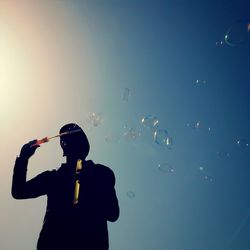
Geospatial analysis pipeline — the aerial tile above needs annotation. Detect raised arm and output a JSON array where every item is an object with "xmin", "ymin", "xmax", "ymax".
[{"xmin": 11, "ymin": 140, "xmax": 50, "ymax": 199}]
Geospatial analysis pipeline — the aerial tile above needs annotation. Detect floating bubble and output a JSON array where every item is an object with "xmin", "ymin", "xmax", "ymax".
[
  {"xmin": 165, "ymin": 136, "xmax": 173, "ymax": 149},
  {"xmin": 141, "ymin": 115, "xmax": 159, "ymax": 129},
  {"xmin": 187, "ymin": 121, "xmax": 201, "ymax": 129},
  {"xmin": 122, "ymin": 88, "xmax": 131, "ymax": 101},
  {"xmin": 194, "ymin": 80, "xmax": 207, "ymax": 86},
  {"xmin": 123, "ymin": 127, "xmax": 140, "ymax": 140},
  {"xmin": 225, "ymin": 19, "xmax": 250, "ymax": 47},
  {"xmin": 187, "ymin": 121, "xmax": 212, "ymax": 134},
  {"xmin": 204, "ymin": 175, "xmax": 213, "ymax": 182},
  {"xmin": 154, "ymin": 129, "xmax": 169, "ymax": 147},
  {"xmin": 216, "ymin": 40, "xmax": 224, "ymax": 46},
  {"xmin": 126, "ymin": 191, "xmax": 135, "ymax": 199},
  {"xmin": 216, "ymin": 151, "xmax": 230, "ymax": 158},
  {"xmin": 157, "ymin": 163, "xmax": 174, "ymax": 173},
  {"xmin": 199, "ymin": 166, "xmax": 204, "ymax": 171},
  {"xmin": 236, "ymin": 138, "xmax": 249, "ymax": 149},
  {"xmin": 194, "ymin": 121, "xmax": 201, "ymax": 128},
  {"xmin": 86, "ymin": 112, "xmax": 103, "ymax": 127}
]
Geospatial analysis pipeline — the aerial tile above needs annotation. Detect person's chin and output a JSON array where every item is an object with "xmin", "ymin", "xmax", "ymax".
[{"xmin": 66, "ymin": 152, "xmax": 83, "ymax": 159}]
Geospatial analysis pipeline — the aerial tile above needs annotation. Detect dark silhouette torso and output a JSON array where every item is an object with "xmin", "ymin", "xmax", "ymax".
[{"xmin": 12, "ymin": 158, "xmax": 119, "ymax": 250}]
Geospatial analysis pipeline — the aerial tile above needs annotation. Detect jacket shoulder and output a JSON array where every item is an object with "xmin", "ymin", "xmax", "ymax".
[{"xmin": 95, "ymin": 163, "xmax": 115, "ymax": 185}]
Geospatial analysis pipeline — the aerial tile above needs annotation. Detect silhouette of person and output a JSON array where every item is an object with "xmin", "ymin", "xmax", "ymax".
[{"xmin": 12, "ymin": 123, "xmax": 120, "ymax": 250}]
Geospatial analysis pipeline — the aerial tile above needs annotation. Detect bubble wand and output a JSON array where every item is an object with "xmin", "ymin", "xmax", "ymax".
[{"xmin": 32, "ymin": 129, "xmax": 82, "ymax": 147}]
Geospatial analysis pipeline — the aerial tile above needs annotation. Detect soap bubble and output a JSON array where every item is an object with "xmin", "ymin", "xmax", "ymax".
[
  {"xmin": 187, "ymin": 121, "xmax": 212, "ymax": 134},
  {"xmin": 154, "ymin": 129, "xmax": 169, "ymax": 147},
  {"xmin": 122, "ymin": 88, "xmax": 131, "ymax": 101},
  {"xmin": 194, "ymin": 79, "xmax": 207, "ymax": 86},
  {"xmin": 216, "ymin": 40, "xmax": 224, "ymax": 46},
  {"xmin": 165, "ymin": 136, "xmax": 173, "ymax": 149},
  {"xmin": 225, "ymin": 19, "xmax": 250, "ymax": 47},
  {"xmin": 126, "ymin": 191, "xmax": 135, "ymax": 199},
  {"xmin": 187, "ymin": 121, "xmax": 202, "ymax": 129},
  {"xmin": 236, "ymin": 138, "xmax": 249, "ymax": 149},
  {"xmin": 123, "ymin": 127, "xmax": 141, "ymax": 140},
  {"xmin": 157, "ymin": 163, "xmax": 174, "ymax": 173},
  {"xmin": 199, "ymin": 166, "xmax": 204, "ymax": 171},
  {"xmin": 86, "ymin": 112, "xmax": 103, "ymax": 127},
  {"xmin": 194, "ymin": 121, "xmax": 201, "ymax": 129},
  {"xmin": 141, "ymin": 115, "xmax": 159, "ymax": 129},
  {"xmin": 204, "ymin": 175, "xmax": 213, "ymax": 182}
]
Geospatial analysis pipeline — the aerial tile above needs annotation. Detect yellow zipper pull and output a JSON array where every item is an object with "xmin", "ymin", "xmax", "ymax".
[{"xmin": 73, "ymin": 159, "xmax": 82, "ymax": 205}]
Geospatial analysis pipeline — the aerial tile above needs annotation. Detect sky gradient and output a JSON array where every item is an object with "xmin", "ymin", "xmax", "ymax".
[{"xmin": 1, "ymin": 1, "xmax": 250, "ymax": 249}]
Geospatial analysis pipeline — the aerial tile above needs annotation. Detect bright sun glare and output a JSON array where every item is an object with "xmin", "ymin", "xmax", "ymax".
[{"xmin": 0, "ymin": 23, "xmax": 29, "ymax": 132}]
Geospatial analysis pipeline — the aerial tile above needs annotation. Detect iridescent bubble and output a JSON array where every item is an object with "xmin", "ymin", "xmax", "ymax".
[
  {"xmin": 225, "ymin": 19, "xmax": 250, "ymax": 47},
  {"xmin": 86, "ymin": 112, "xmax": 103, "ymax": 127},
  {"xmin": 157, "ymin": 163, "xmax": 174, "ymax": 173},
  {"xmin": 187, "ymin": 121, "xmax": 212, "ymax": 133},
  {"xmin": 141, "ymin": 115, "xmax": 159, "ymax": 129},
  {"xmin": 187, "ymin": 121, "xmax": 201, "ymax": 129},
  {"xmin": 123, "ymin": 127, "xmax": 140, "ymax": 140},
  {"xmin": 199, "ymin": 166, "xmax": 204, "ymax": 171},
  {"xmin": 165, "ymin": 136, "xmax": 173, "ymax": 149},
  {"xmin": 122, "ymin": 88, "xmax": 131, "ymax": 101},
  {"xmin": 216, "ymin": 40, "xmax": 224, "ymax": 46},
  {"xmin": 126, "ymin": 191, "xmax": 135, "ymax": 199},
  {"xmin": 154, "ymin": 129, "xmax": 169, "ymax": 147},
  {"xmin": 204, "ymin": 175, "xmax": 213, "ymax": 182},
  {"xmin": 194, "ymin": 80, "xmax": 207, "ymax": 86},
  {"xmin": 194, "ymin": 121, "xmax": 201, "ymax": 128},
  {"xmin": 236, "ymin": 138, "xmax": 249, "ymax": 149}
]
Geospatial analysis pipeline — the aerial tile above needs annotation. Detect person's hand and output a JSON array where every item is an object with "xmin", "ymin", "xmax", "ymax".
[{"xmin": 19, "ymin": 140, "xmax": 40, "ymax": 160}]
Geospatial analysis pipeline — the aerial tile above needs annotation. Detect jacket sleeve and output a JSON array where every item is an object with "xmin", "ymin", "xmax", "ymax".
[
  {"xmin": 105, "ymin": 168, "xmax": 120, "ymax": 222},
  {"xmin": 11, "ymin": 156, "xmax": 52, "ymax": 199}
]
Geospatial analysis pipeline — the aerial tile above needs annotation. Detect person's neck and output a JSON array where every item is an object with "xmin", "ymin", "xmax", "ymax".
[{"xmin": 66, "ymin": 155, "xmax": 85, "ymax": 165}]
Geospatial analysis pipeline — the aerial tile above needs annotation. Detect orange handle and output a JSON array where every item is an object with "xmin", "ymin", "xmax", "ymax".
[
  {"xmin": 31, "ymin": 129, "xmax": 82, "ymax": 148},
  {"xmin": 32, "ymin": 137, "xmax": 49, "ymax": 147}
]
